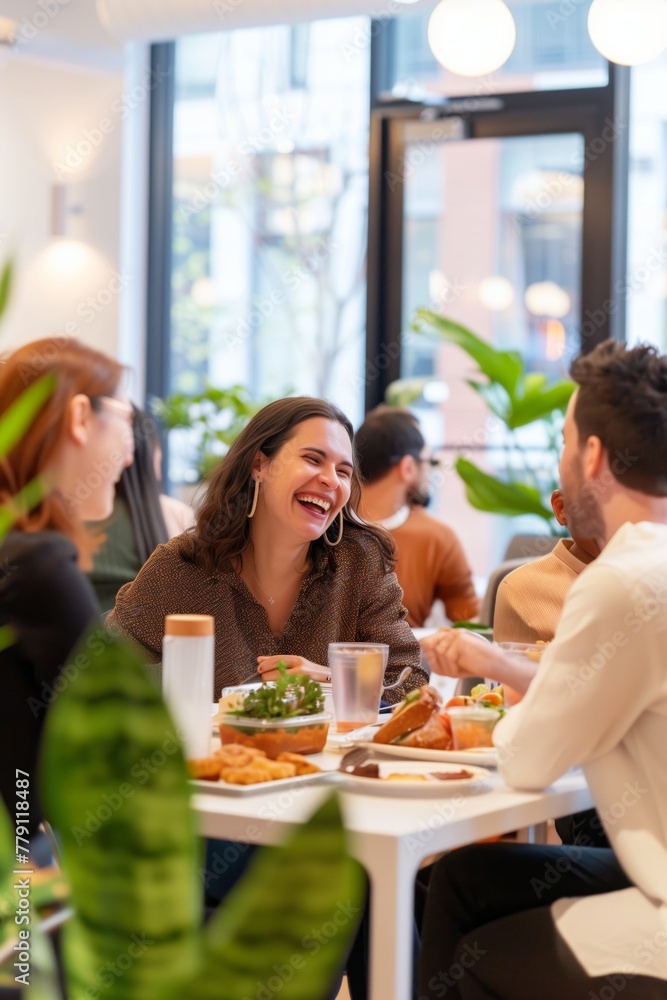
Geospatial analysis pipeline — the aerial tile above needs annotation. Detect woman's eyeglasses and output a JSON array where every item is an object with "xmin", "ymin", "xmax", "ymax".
[{"xmin": 97, "ymin": 396, "xmax": 135, "ymax": 424}]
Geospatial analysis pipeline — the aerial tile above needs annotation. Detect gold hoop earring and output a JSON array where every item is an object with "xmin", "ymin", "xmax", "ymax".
[
  {"xmin": 247, "ymin": 478, "xmax": 259, "ymax": 518},
  {"xmin": 323, "ymin": 511, "xmax": 344, "ymax": 547}
]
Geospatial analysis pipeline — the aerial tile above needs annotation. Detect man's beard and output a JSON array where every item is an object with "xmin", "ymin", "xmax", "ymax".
[
  {"xmin": 407, "ymin": 484, "xmax": 431, "ymax": 508},
  {"xmin": 561, "ymin": 465, "xmax": 605, "ymax": 540}
]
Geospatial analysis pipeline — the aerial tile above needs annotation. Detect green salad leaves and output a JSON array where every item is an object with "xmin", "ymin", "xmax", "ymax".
[{"xmin": 230, "ymin": 662, "xmax": 325, "ymax": 719}]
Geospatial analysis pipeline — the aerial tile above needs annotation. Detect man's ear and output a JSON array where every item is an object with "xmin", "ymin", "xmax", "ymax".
[
  {"xmin": 397, "ymin": 454, "xmax": 416, "ymax": 484},
  {"xmin": 550, "ymin": 489, "xmax": 568, "ymax": 526},
  {"xmin": 583, "ymin": 435, "xmax": 604, "ymax": 480},
  {"xmin": 67, "ymin": 394, "xmax": 93, "ymax": 446}
]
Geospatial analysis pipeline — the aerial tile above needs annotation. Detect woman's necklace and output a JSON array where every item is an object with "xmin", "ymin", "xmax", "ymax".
[
  {"xmin": 247, "ymin": 563, "xmax": 276, "ymax": 605},
  {"xmin": 245, "ymin": 553, "xmax": 310, "ymax": 607}
]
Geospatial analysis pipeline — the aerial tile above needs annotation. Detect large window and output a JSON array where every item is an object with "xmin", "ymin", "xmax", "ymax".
[
  {"xmin": 151, "ymin": 11, "xmax": 667, "ymax": 587},
  {"xmin": 627, "ymin": 49, "xmax": 667, "ymax": 351},
  {"xmin": 169, "ymin": 21, "xmax": 371, "ymax": 483}
]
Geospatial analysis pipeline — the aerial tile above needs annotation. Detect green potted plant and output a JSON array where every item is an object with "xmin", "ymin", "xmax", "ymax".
[
  {"xmin": 152, "ymin": 384, "xmax": 260, "ymax": 482},
  {"xmin": 0, "ymin": 632, "xmax": 363, "ymax": 998},
  {"xmin": 406, "ymin": 311, "xmax": 576, "ymax": 528}
]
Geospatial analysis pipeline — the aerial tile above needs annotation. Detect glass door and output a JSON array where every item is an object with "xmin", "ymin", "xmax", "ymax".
[{"xmin": 400, "ymin": 126, "xmax": 585, "ymax": 578}]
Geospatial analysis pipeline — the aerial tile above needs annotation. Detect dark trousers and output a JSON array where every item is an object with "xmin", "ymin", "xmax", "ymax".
[{"xmin": 418, "ymin": 842, "xmax": 666, "ymax": 1000}]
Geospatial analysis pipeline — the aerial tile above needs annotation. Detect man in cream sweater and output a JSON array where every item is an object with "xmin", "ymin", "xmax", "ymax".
[{"xmin": 420, "ymin": 341, "xmax": 667, "ymax": 999}]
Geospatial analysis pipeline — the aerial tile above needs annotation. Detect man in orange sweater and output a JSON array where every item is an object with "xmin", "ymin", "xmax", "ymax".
[{"xmin": 355, "ymin": 407, "xmax": 479, "ymax": 627}]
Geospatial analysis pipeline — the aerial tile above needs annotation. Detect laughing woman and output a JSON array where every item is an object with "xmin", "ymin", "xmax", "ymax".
[{"xmin": 108, "ymin": 396, "xmax": 425, "ymax": 699}]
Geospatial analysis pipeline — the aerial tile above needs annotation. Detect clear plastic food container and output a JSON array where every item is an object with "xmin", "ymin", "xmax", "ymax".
[
  {"xmin": 219, "ymin": 712, "xmax": 333, "ymax": 758},
  {"xmin": 447, "ymin": 706, "xmax": 501, "ymax": 749}
]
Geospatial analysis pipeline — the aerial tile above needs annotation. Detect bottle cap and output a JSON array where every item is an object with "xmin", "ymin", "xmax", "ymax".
[{"xmin": 165, "ymin": 614, "xmax": 214, "ymax": 637}]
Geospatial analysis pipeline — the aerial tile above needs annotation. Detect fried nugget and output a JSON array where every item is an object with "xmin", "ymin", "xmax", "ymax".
[
  {"xmin": 276, "ymin": 752, "xmax": 321, "ymax": 775},
  {"xmin": 187, "ymin": 757, "xmax": 223, "ymax": 781},
  {"xmin": 260, "ymin": 760, "xmax": 298, "ymax": 780},
  {"xmin": 215, "ymin": 744, "xmax": 267, "ymax": 768},
  {"xmin": 220, "ymin": 765, "xmax": 274, "ymax": 785}
]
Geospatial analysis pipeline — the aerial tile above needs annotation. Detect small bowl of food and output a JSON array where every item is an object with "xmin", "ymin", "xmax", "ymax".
[
  {"xmin": 217, "ymin": 662, "xmax": 331, "ymax": 757},
  {"xmin": 447, "ymin": 706, "xmax": 502, "ymax": 750},
  {"xmin": 219, "ymin": 712, "xmax": 332, "ymax": 758}
]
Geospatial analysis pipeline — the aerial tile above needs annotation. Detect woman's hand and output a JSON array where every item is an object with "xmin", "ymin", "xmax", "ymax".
[
  {"xmin": 257, "ymin": 654, "xmax": 330, "ymax": 682},
  {"xmin": 419, "ymin": 629, "xmax": 537, "ymax": 696}
]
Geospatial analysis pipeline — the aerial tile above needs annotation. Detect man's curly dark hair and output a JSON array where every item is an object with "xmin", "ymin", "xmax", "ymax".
[{"xmin": 570, "ymin": 340, "xmax": 667, "ymax": 496}]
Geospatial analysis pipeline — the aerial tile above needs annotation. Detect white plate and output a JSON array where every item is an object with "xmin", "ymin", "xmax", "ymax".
[
  {"xmin": 338, "ymin": 760, "xmax": 490, "ymax": 796},
  {"xmin": 190, "ymin": 769, "xmax": 333, "ymax": 797},
  {"xmin": 356, "ymin": 741, "xmax": 497, "ymax": 768}
]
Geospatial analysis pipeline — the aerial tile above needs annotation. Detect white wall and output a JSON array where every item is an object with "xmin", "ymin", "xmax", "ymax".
[{"xmin": 0, "ymin": 47, "xmax": 128, "ymax": 359}]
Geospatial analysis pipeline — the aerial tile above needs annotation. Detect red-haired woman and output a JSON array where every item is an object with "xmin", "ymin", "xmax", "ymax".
[{"xmin": 0, "ymin": 337, "xmax": 134, "ymax": 831}]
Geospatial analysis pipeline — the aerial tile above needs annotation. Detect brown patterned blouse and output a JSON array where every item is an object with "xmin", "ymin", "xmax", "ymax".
[{"xmin": 107, "ymin": 525, "xmax": 427, "ymax": 701}]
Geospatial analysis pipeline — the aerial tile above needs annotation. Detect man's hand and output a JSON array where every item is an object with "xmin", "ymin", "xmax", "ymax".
[
  {"xmin": 257, "ymin": 654, "xmax": 330, "ymax": 682},
  {"xmin": 420, "ymin": 628, "xmax": 501, "ymax": 678},
  {"xmin": 420, "ymin": 628, "xmax": 537, "ymax": 696}
]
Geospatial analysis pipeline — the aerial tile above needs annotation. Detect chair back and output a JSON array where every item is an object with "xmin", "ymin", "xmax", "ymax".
[
  {"xmin": 503, "ymin": 534, "xmax": 559, "ymax": 561},
  {"xmin": 480, "ymin": 556, "xmax": 533, "ymax": 629}
]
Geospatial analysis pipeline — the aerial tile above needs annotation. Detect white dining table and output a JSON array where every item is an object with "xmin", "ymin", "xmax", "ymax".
[{"xmin": 193, "ymin": 750, "xmax": 593, "ymax": 1000}]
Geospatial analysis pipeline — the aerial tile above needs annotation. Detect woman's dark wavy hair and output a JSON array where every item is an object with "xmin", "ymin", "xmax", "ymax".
[
  {"xmin": 570, "ymin": 339, "xmax": 667, "ymax": 496},
  {"xmin": 180, "ymin": 396, "xmax": 395, "ymax": 576}
]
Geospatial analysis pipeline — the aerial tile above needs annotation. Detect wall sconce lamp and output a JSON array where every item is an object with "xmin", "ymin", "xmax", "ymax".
[{"xmin": 51, "ymin": 185, "xmax": 84, "ymax": 239}]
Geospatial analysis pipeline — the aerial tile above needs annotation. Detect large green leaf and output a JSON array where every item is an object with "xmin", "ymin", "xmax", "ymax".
[
  {"xmin": 506, "ymin": 380, "xmax": 576, "ymax": 429},
  {"xmin": 0, "ymin": 260, "xmax": 12, "ymax": 323},
  {"xmin": 40, "ymin": 629, "xmax": 201, "ymax": 1000},
  {"xmin": 0, "ymin": 373, "xmax": 57, "ymax": 461},
  {"xmin": 466, "ymin": 380, "xmax": 512, "ymax": 423},
  {"xmin": 0, "ymin": 477, "xmax": 48, "ymax": 544},
  {"xmin": 413, "ymin": 310, "xmax": 523, "ymax": 398},
  {"xmin": 455, "ymin": 458, "xmax": 553, "ymax": 520},
  {"xmin": 184, "ymin": 793, "xmax": 364, "ymax": 1000}
]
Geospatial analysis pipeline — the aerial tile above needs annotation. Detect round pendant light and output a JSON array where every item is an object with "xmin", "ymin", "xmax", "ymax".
[
  {"xmin": 427, "ymin": 0, "xmax": 517, "ymax": 77},
  {"xmin": 588, "ymin": 0, "xmax": 667, "ymax": 66}
]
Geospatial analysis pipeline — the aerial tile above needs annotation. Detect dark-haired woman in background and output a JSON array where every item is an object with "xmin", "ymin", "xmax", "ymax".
[
  {"xmin": 87, "ymin": 407, "xmax": 194, "ymax": 612},
  {"xmin": 108, "ymin": 395, "xmax": 425, "ymax": 698},
  {"xmin": 0, "ymin": 337, "xmax": 134, "ymax": 831}
]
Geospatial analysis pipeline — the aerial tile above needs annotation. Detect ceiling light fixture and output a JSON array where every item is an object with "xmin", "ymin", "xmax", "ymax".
[
  {"xmin": 587, "ymin": 0, "xmax": 667, "ymax": 66},
  {"xmin": 427, "ymin": 0, "xmax": 516, "ymax": 77}
]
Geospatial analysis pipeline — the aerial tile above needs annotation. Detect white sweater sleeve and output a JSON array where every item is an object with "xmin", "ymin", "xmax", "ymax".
[{"xmin": 494, "ymin": 562, "xmax": 662, "ymax": 790}]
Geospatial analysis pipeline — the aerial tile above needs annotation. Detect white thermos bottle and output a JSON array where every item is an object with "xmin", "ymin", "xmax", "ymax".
[{"xmin": 162, "ymin": 614, "xmax": 214, "ymax": 759}]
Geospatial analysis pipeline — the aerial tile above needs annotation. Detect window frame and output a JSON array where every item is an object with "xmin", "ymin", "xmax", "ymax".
[{"xmin": 146, "ymin": 27, "xmax": 630, "ymax": 424}]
